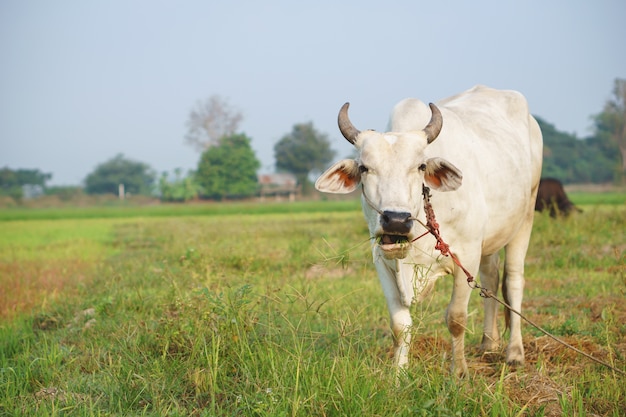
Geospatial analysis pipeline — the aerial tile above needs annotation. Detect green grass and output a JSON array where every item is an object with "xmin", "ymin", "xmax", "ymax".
[
  {"xmin": 0, "ymin": 218, "xmax": 125, "ymax": 262},
  {"xmin": 1, "ymin": 203, "xmax": 624, "ymax": 416},
  {"xmin": 568, "ymin": 191, "xmax": 626, "ymax": 206},
  {"xmin": 0, "ymin": 199, "xmax": 361, "ymax": 222}
]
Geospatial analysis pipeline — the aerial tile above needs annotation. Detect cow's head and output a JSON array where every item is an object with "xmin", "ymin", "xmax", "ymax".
[{"xmin": 315, "ymin": 102, "xmax": 463, "ymax": 259}]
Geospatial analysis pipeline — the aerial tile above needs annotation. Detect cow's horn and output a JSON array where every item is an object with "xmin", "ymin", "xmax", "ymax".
[
  {"xmin": 423, "ymin": 103, "xmax": 443, "ymax": 144},
  {"xmin": 338, "ymin": 102, "xmax": 360, "ymax": 144}
]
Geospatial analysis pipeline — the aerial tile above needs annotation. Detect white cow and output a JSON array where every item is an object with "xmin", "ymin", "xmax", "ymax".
[{"xmin": 315, "ymin": 85, "xmax": 543, "ymax": 376}]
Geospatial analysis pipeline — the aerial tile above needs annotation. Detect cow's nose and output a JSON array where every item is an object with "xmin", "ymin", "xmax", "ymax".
[{"xmin": 380, "ymin": 211, "xmax": 413, "ymax": 234}]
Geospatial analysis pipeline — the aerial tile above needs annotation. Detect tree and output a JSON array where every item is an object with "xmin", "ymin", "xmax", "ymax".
[
  {"xmin": 158, "ymin": 169, "xmax": 201, "ymax": 202},
  {"xmin": 274, "ymin": 122, "xmax": 335, "ymax": 194},
  {"xmin": 185, "ymin": 95, "xmax": 243, "ymax": 152},
  {"xmin": 536, "ymin": 117, "xmax": 615, "ymax": 183},
  {"xmin": 196, "ymin": 133, "xmax": 260, "ymax": 200},
  {"xmin": 593, "ymin": 78, "xmax": 626, "ymax": 183},
  {"xmin": 84, "ymin": 154, "xmax": 155, "ymax": 195},
  {"xmin": 0, "ymin": 167, "xmax": 51, "ymax": 200}
]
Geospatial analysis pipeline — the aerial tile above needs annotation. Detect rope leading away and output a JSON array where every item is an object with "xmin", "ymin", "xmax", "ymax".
[{"xmin": 419, "ymin": 186, "xmax": 625, "ymax": 376}]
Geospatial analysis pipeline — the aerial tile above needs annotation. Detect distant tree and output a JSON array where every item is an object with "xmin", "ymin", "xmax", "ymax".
[
  {"xmin": 0, "ymin": 167, "xmax": 51, "ymax": 200},
  {"xmin": 592, "ymin": 78, "xmax": 626, "ymax": 183},
  {"xmin": 274, "ymin": 122, "xmax": 335, "ymax": 194},
  {"xmin": 84, "ymin": 154, "xmax": 155, "ymax": 195},
  {"xmin": 0, "ymin": 168, "xmax": 25, "ymax": 199},
  {"xmin": 537, "ymin": 117, "xmax": 615, "ymax": 183},
  {"xmin": 185, "ymin": 95, "xmax": 243, "ymax": 152},
  {"xmin": 158, "ymin": 169, "xmax": 201, "ymax": 202},
  {"xmin": 196, "ymin": 133, "xmax": 260, "ymax": 200},
  {"xmin": 15, "ymin": 168, "xmax": 51, "ymax": 187}
]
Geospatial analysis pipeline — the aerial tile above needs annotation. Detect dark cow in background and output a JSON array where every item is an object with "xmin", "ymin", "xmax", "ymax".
[{"xmin": 535, "ymin": 178, "xmax": 581, "ymax": 217}]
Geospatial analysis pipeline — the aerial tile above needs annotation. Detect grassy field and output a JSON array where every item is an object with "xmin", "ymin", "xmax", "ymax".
[
  {"xmin": 0, "ymin": 199, "xmax": 362, "ymax": 222},
  {"xmin": 0, "ymin": 195, "xmax": 624, "ymax": 416}
]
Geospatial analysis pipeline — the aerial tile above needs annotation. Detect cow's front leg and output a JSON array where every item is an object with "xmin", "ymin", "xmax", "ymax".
[
  {"xmin": 390, "ymin": 305, "xmax": 412, "ymax": 367},
  {"xmin": 375, "ymin": 258, "xmax": 412, "ymax": 368},
  {"xmin": 446, "ymin": 268, "xmax": 474, "ymax": 377}
]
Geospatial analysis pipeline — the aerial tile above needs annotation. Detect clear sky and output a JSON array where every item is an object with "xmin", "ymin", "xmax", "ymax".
[{"xmin": 1, "ymin": 0, "xmax": 624, "ymax": 186}]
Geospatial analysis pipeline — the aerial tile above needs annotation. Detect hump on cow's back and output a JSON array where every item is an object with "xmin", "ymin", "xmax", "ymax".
[{"xmin": 389, "ymin": 98, "xmax": 431, "ymax": 132}]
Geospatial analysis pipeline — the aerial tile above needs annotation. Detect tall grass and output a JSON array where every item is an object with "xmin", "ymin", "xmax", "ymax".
[{"xmin": 1, "ymin": 204, "xmax": 624, "ymax": 416}]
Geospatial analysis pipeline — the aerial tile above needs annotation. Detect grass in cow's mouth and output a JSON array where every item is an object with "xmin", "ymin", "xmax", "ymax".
[{"xmin": 378, "ymin": 234, "xmax": 410, "ymax": 245}]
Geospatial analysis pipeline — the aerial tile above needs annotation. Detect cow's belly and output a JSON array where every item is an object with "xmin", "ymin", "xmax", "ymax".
[{"xmin": 481, "ymin": 212, "xmax": 527, "ymax": 255}]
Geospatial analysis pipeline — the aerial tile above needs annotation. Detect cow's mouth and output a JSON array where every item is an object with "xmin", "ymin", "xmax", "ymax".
[
  {"xmin": 379, "ymin": 234, "xmax": 410, "ymax": 246},
  {"xmin": 377, "ymin": 234, "xmax": 411, "ymax": 259}
]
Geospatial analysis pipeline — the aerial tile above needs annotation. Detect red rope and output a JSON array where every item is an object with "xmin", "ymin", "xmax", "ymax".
[{"xmin": 420, "ymin": 188, "xmax": 476, "ymax": 284}]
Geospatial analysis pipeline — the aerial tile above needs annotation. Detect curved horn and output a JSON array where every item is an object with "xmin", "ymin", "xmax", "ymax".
[
  {"xmin": 423, "ymin": 103, "xmax": 443, "ymax": 144},
  {"xmin": 338, "ymin": 102, "xmax": 360, "ymax": 144}
]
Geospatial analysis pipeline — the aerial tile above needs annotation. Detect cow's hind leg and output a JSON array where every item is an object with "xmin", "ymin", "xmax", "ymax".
[
  {"xmin": 502, "ymin": 218, "xmax": 533, "ymax": 366},
  {"xmin": 479, "ymin": 253, "xmax": 501, "ymax": 353},
  {"xmin": 446, "ymin": 261, "xmax": 478, "ymax": 377}
]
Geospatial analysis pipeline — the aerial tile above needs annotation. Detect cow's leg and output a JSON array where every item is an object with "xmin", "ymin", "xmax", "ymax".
[
  {"xmin": 374, "ymin": 257, "xmax": 412, "ymax": 368},
  {"xmin": 479, "ymin": 253, "xmax": 501, "ymax": 352},
  {"xmin": 390, "ymin": 304, "xmax": 412, "ymax": 368},
  {"xmin": 446, "ymin": 262, "xmax": 477, "ymax": 377},
  {"xmin": 502, "ymin": 217, "xmax": 533, "ymax": 366}
]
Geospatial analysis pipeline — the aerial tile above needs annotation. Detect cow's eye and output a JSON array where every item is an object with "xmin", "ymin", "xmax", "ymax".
[
  {"xmin": 359, "ymin": 165, "xmax": 369, "ymax": 174},
  {"xmin": 419, "ymin": 163, "xmax": 427, "ymax": 171}
]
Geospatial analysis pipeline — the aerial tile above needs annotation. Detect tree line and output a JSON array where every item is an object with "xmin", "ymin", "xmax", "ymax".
[
  {"xmin": 537, "ymin": 78, "xmax": 625, "ymax": 183},
  {"xmin": 0, "ymin": 95, "xmax": 336, "ymax": 202},
  {"xmin": 2, "ymin": 79, "xmax": 625, "ymax": 203}
]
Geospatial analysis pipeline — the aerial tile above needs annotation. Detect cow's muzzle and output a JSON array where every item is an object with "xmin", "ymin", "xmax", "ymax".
[
  {"xmin": 381, "ymin": 210, "xmax": 413, "ymax": 235},
  {"xmin": 361, "ymin": 188, "xmax": 418, "ymax": 258},
  {"xmin": 378, "ymin": 210, "xmax": 413, "ymax": 258}
]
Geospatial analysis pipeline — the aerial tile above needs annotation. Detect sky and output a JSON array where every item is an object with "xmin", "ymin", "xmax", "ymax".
[{"xmin": 1, "ymin": 1, "xmax": 625, "ymax": 186}]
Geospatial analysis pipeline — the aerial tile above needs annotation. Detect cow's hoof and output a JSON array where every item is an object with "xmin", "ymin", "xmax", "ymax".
[
  {"xmin": 505, "ymin": 345, "xmax": 525, "ymax": 367},
  {"xmin": 452, "ymin": 361, "xmax": 469, "ymax": 378},
  {"xmin": 480, "ymin": 336, "xmax": 500, "ymax": 353},
  {"xmin": 480, "ymin": 351, "xmax": 501, "ymax": 363},
  {"xmin": 506, "ymin": 358, "xmax": 524, "ymax": 367}
]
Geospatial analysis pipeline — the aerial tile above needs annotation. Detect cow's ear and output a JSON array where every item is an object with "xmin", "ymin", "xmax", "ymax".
[
  {"xmin": 315, "ymin": 160, "xmax": 361, "ymax": 194},
  {"xmin": 423, "ymin": 157, "xmax": 462, "ymax": 191}
]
